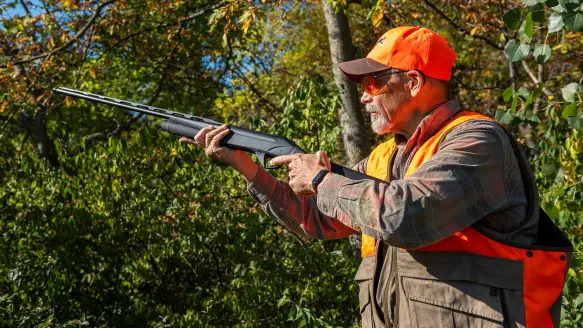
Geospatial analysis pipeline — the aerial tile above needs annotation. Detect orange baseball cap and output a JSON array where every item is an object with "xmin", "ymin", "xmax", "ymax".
[{"xmin": 338, "ymin": 26, "xmax": 457, "ymax": 82}]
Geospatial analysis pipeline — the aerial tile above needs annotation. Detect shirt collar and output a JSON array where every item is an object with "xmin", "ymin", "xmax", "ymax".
[{"xmin": 394, "ymin": 99, "xmax": 462, "ymax": 153}]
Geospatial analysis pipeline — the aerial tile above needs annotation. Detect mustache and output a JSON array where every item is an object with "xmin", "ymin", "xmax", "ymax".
[{"xmin": 365, "ymin": 104, "xmax": 381, "ymax": 114}]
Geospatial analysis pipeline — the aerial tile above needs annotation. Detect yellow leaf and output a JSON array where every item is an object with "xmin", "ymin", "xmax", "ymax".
[
  {"xmin": 242, "ymin": 19, "xmax": 252, "ymax": 34},
  {"xmin": 90, "ymin": 67, "xmax": 96, "ymax": 80},
  {"xmin": 371, "ymin": 10, "xmax": 383, "ymax": 27},
  {"xmin": 170, "ymin": 149, "xmax": 177, "ymax": 156},
  {"xmin": 62, "ymin": 0, "xmax": 78, "ymax": 10},
  {"xmin": 0, "ymin": 102, "xmax": 7, "ymax": 113},
  {"xmin": 65, "ymin": 96, "xmax": 75, "ymax": 108},
  {"xmin": 470, "ymin": 26, "xmax": 480, "ymax": 36}
]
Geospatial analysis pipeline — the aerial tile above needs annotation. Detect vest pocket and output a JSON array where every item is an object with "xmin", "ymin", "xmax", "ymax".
[{"xmin": 402, "ymin": 277, "xmax": 505, "ymax": 328}]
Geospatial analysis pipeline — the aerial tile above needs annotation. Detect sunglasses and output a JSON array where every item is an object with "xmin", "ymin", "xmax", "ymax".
[{"xmin": 361, "ymin": 70, "xmax": 426, "ymax": 96}]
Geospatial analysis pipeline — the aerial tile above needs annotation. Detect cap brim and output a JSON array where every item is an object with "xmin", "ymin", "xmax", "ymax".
[{"xmin": 338, "ymin": 58, "xmax": 391, "ymax": 82}]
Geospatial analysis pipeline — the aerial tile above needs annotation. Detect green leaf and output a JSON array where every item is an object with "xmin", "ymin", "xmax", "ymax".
[
  {"xmin": 525, "ymin": 12, "xmax": 534, "ymax": 39},
  {"xmin": 561, "ymin": 102, "xmax": 579, "ymax": 118},
  {"xmin": 567, "ymin": 114, "xmax": 583, "ymax": 130},
  {"xmin": 552, "ymin": 3, "xmax": 567, "ymax": 13},
  {"xmin": 521, "ymin": 0, "xmax": 541, "ymax": 5},
  {"xmin": 534, "ymin": 44, "xmax": 552, "ymax": 64},
  {"xmin": 562, "ymin": 11, "xmax": 583, "ymax": 30},
  {"xmin": 574, "ymin": 293, "xmax": 583, "ymax": 308},
  {"xmin": 561, "ymin": 102, "xmax": 579, "ymax": 117},
  {"xmin": 542, "ymin": 163, "xmax": 558, "ymax": 175},
  {"xmin": 503, "ymin": 8, "xmax": 523, "ymax": 30},
  {"xmin": 505, "ymin": 40, "xmax": 531, "ymax": 62},
  {"xmin": 519, "ymin": 14, "xmax": 533, "ymax": 43},
  {"xmin": 529, "ymin": 3, "xmax": 546, "ymax": 23},
  {"xmin": 517, "ymin": 87, "xmax": 530, "ymax": 99},
  {"xmin": 561, "ymin": 82, "xmax": 579, "ymax": 102},
  {"xmin": 549, "ymin": 12, "xmax": 565, "ymax": 32},
  {"xmin": 495, "ymin": 108, "xmax": 515, "ymax": 124},
  {"xmin": 511, "ymin": 93, "xmax": 519, "ymax": 112},
  {"xmin": 277, "ymin": 296, "xmax": 289, "ymax": 307},
  {"xmin": 526, "ymin": 110, "xmax": 541, "ymax": 122},
  {"xmin": 559, "ymin": 0, "xmax": 582, "ymax": 11},
  {"xmin": 503, "ymin": 87, "xmax": 514, "ymax": 102},
  {"xmin": 524, "ymin": 92, "xmax": 534, "ymax": 109}
]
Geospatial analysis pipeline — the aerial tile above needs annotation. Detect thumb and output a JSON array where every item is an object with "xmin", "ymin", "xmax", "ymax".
[{"xmin": 316, "ymin": 150, "xmax": 331, "ymax": 170}]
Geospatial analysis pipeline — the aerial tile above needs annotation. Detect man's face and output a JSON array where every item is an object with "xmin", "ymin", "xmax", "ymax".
[{"xmin": 360, "ymin": 72, "xmax": 413, "ymax": 135}]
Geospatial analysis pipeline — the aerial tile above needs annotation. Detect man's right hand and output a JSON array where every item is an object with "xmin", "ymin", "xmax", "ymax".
[{"xmin": 179, "ymin": 124, "xmax": 259, "ymax": 183}]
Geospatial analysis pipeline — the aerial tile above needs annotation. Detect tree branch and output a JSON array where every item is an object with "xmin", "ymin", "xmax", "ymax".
[
  {"xmin": 2, "ymin": 0, "xmax": 115, "ymax": 68},
  {"xmin": 104, "ymin": 1, "xmax": 226, "ymax": 53},
  {"xmin": 85, "ymin": 28, "xmax": 183, "ymax": 141},
  {"xmin": 521, "ymin": 60, "xmax": 553, "ymax": 97},
  {"xmin": 232, "ymin": 64, "xmax": 279, "ymax": 113},
  {"xmin": 423, "ymin": 0, "xmax": 503, "ymax": 50}
]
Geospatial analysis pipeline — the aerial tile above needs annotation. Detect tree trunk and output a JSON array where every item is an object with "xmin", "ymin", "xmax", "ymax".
[
  {"xmin": 321, "ymin": 0, "xmax": 369, "ymax": 168},
  {"xmin": 321, "ymin": 0, "xmax": 368, "ymax": 268}
]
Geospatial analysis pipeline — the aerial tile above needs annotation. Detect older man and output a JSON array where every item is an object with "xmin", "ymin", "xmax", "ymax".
[{"xmin": 180, "ymin": 26, "xmax": 571, "ymax": 328}]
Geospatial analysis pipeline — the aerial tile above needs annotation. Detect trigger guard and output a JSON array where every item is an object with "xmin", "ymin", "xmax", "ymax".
[{"xmin": 255, "ymin": 152, "xmax": 267, "ymax": 167}]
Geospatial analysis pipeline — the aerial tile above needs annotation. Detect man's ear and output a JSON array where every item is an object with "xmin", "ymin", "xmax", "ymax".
[{"xmin": 406, "ymin": 71, "xmax": 425, "ymax": 97}]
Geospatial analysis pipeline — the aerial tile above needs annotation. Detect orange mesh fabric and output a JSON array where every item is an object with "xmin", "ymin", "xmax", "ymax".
[
  {"xmin": 361, "ymin": 139, "xmax": 397, "ymax": 258},
  {"xmin": 407, "ymin": 112, "xmax": 568, "ymax": 328}
]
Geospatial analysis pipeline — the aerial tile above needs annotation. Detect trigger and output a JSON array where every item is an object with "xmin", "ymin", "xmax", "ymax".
[
  {"xmin": 256, "ymin": 152, "xmax": 267, "ymax": 167},
  {"xmin": 255, "ymin": 152, "xmax": 277, "ymax": 169}
]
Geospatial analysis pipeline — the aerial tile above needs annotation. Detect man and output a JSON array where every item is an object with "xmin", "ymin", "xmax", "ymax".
[{"xmin": 180, "ymin": 26, "xmax": 571, "ymax": 328}]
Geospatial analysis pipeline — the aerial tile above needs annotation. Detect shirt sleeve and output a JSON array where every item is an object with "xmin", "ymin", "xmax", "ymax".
[
  {"xmin": 316, "ymin": 121, "xmax": 511, "ymax": 249},
  {"xmin": 246, "ymin": 159, "xmax": 368, "ymax": 240}
]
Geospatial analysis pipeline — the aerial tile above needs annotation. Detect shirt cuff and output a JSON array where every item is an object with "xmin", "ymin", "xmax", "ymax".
[
  {"xmin": 315, "ymin": 173, "xmax": 343, "ymax": 218},
  {"xmin": 246, "ymin": 167, "xmax": 278, "ymax": 205}
]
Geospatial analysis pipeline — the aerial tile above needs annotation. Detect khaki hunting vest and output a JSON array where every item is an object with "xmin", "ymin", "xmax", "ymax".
[{"xmin": 356, "ymin": 111, "xmax": 573, "ymax": 328}]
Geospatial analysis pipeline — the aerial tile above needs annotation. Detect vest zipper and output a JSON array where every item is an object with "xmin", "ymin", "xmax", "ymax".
[{"xmin": 498, "ymin": 288, "xmax": 510, "ymax": 328}]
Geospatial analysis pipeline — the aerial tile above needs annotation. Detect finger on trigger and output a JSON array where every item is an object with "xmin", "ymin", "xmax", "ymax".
[{"xmin": 270, "ymin": 154, "xmax": 296, "ymax": 166}]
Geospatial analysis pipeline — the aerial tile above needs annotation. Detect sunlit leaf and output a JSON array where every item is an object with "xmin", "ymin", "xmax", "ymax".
[
  {"xmin": 505, "ymin": 40, "xmax": 530, "ymax": 62},
  {"xmin": 549, "ymin": 12, "xmax": 565, "ymax": 32},
  {"xmin": 562, "ymin": 103, "xmax": 579, "ymax": 117},
  {"xmin": 503, "ymin": 87, "xmax": 514, "ymax": 102},
  {"xmin": 561, "ymin": 82, "xmax": 579, "ymax": 102},
  {"xmin": 371, "ymin": 9, "xmax": 384, "ymax": 26},
  {"xmin": 534, "ymin": 44, "xmax": 552, "ymax": 64}
]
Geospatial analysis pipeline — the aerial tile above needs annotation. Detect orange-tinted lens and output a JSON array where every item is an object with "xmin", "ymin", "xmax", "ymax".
[{"xmin": 362, "ymin": 76, "xmax": 381, "ymax": 95}]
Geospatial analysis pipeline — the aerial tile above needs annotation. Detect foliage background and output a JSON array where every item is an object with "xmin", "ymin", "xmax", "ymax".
[{"xmin": 1, "ymin": 0, "xmax": 582, "ymax": 327}]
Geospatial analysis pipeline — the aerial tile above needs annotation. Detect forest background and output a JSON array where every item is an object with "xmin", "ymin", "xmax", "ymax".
[{"xmin": 1, "ymin": 0, "xmax": 583, "ymax": 327}]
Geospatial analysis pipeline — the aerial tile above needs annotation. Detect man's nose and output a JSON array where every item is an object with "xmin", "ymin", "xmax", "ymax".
[{"xmin": 361, "ymin": 91, "xmax": 372, "ymax": 104}]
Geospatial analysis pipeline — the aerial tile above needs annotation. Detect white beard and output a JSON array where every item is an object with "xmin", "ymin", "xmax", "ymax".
[{"xmin": 366, "ymin": 104, "xmax": 388, "ymax": 134}]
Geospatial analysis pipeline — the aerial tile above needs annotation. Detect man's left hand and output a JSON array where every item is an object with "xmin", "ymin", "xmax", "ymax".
[{"xmin": 270, "ymin": 151, "xmax": 331, "ymax": 195}]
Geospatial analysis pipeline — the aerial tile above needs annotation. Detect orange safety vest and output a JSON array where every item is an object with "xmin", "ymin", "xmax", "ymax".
[{"xmin": 362, "ymin": 111, "xmax": 572, "ymax": 327}]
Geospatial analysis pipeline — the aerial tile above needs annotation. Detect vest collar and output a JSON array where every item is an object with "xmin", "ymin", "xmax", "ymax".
[{"xmin": 394, "ymin": 99, "xmax": 462, "ymax": 155}]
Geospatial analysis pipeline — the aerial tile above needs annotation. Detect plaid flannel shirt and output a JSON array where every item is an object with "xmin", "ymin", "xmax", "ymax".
[{"xmin": 247, "ymin": 99, "xmax": 537, "ymax": 249}]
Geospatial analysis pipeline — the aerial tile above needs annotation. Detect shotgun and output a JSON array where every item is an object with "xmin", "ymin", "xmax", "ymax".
[{"xmin": 53, "ymin": 87, "xmax": 381, "ymax": 182}]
